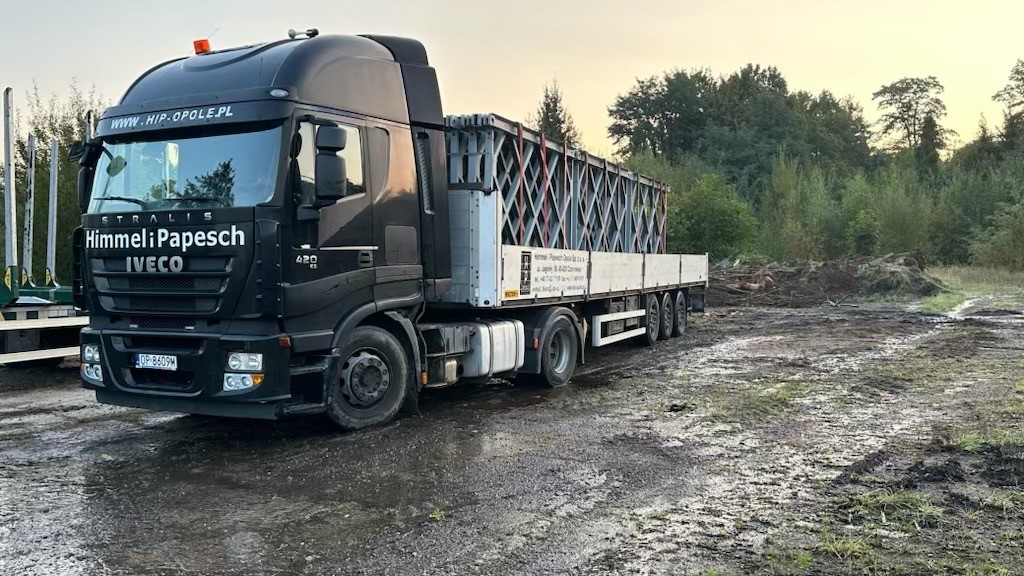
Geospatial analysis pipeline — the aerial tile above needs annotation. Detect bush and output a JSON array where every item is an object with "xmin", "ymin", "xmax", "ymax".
[
  {"xmin": 671, "ymin": 174, "xmax": 756, "ymax": 259},
  {"xmin": 875, "ymin": 159, "xmax": 933, "ymax": 253},
  {"xmin": 847, "ymin": 209, "xmax": 879, "ymax": 255},
  {"xmin": 971, "ymin": 202, "xmax": 1024, "ymax": 270}
]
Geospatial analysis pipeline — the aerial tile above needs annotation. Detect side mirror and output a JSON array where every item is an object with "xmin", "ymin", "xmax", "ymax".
[
  {"xmin": 68, "ymin": 141, "xmax": 87, "ymax": 162},
  {"xmin": 314, "ymin": 153, "xmax": 347, "ymax": 204},
  {"xmin": 315, "ymin": 125, "xmax": 347, "ymax": 152},
  {"xmin": 77, "ymin": 167, "xmax": 93, "ymax": 212},
  {"xmin": 312, "ymin": 125, "xmax": 348, "ymax": 205}
]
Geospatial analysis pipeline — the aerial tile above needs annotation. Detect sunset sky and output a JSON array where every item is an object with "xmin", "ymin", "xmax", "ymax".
[{"xmin": 1, "ymin": 0, "xmax": 1020, "ymax": 156}]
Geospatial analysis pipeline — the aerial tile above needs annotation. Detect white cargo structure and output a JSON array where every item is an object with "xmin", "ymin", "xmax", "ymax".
[{"xmin": 443, "ymin": 114, "xmax": 707, "ymax": 347}]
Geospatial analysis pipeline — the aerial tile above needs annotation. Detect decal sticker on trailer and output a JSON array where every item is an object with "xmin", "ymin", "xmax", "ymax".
[{"xmin": 520, "ymin": 252, "xmax": 532, "ymax": 295}]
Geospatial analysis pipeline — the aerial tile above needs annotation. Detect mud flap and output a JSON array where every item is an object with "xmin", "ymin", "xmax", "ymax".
[
  {"xmin": 385, "ymin": 311, "xmax": 422, "ymax": 417},
  {"xmin": 689, "ymin": 292, "xmax": 706, "ymax": 313}
]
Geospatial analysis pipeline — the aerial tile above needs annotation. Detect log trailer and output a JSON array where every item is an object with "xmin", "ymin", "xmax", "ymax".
[
  {"xmin": 73, "ymin": 31, "xmax": 708, "ymax": 429},
  {"xmin": 1, "ymin": 88, "xmax": 86, "ymax": 365}
]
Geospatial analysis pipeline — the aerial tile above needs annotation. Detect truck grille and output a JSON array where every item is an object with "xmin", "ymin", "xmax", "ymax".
[
  {"xmin": 92, "ymin": 257, "xmax": 232, "ymax": 316},
  {"xmin": 128, "ymin": 368, "xmax": 194, "ymax": 391}
]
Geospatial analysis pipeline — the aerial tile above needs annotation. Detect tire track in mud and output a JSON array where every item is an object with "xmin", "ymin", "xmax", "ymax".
[{"xmin": 569, "ymin": 308, "xmax": 966, "ymax": 575}]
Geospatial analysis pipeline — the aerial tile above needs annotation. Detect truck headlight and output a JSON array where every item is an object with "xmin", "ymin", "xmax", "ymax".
[
  {"xmin": 226, "ymin": 352, "xmax": 263, "ymax": 372},
  {"xmin": 82, "ymin": 344, "xmax": 100, "ymax": 363},
  {"xmin": 81, "ymin": 363, "xmax": 103, "ymax": 382},
  {"xmin": 223, "ymin": 373, "xmax": 264, "ymax": 391}
]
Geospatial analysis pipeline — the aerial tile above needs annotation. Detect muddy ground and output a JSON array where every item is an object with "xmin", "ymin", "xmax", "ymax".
[{"xmin": 1, "ymin": 298, "xmax": 1022, "ymax": 575}]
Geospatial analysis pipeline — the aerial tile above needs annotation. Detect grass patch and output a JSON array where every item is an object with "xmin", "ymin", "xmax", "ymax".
[
  {"xmin": 709, "ymin": 380, "xmax": 810, "ymax": 422},
  {"xmin": 921, "ymin": 266, "xmax": 1024, "ymax": 314},
  {"xmin": 815, "ymin": 531, "xmax": 869, "ymax": 560},
  {"xmin": 920, "ymin": 291, "xmax": 973, "ymax": 314},
  {"xmin": 954, "ymin": 429, "xmax": 1024, "ymax": 454},
  {"xmin": 845, "ymin": 489, "xmax": 944, "ymax": 528}
]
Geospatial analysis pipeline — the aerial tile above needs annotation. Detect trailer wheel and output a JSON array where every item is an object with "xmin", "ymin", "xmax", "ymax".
[
  {"xmin": 660, "ymin": 293, "xmax": 674, "ymax": 340},
  {"xmin": 643, "ymin": 294, "xmax": 661, "ymax": 346},
  {"xmin": 326, "ymin": 325, "xmax": 409, "ymax": 431},
  {"xmin": 672, "ymin": 291, "xmax": 688, "ymax": 337},
  {"xmin": 535, "ymin": 315, "xmax": 578, "ymax": 387}
]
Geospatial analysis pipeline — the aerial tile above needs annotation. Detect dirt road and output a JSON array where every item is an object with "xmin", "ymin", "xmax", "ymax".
[{"xmin": 1, "ymin": 299, "xmax": 1022, "ymax": 575}]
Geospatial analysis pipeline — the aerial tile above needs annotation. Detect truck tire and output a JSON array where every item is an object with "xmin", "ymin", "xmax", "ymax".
[
  {"xmin": 660, "ymin": 293, "xmax": 674, "ymax": 340},
  {"xmin": 326, "ymin": 325, "xmax": 409, "ymax": 431},
  {"xmin": 643, "ymin": 294, "xmax": 660, "ymax": 346},
  {"xmin": 672, "ymin": 290, "xmax": 688, "ymax": 337},
  {"xmin": 536, "ymin": 315, "xmax": 578, "ymax": 387}
]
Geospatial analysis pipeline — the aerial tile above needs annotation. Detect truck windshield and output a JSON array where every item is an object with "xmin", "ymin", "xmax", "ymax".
[{"xmin": 89, "ymin": 125, "xmax": 282, "ymax": 213}]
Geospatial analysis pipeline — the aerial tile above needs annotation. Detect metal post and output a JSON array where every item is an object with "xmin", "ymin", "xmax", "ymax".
[
  {"xmin": 46, "ymin": 137, "xmax": 58, "ymax": 284},
  {"xmin": 3, "ymin": 88, "xmax": 17, "ymax": 269},
  {"xmin": 23, "ymin": 133, "xmax": 35, "ymax": 280}
]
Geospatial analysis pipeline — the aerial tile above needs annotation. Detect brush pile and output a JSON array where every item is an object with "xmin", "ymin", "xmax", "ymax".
[{"xmin": 708, "ymin": 251, "xmax": 944, "ymax": 307}]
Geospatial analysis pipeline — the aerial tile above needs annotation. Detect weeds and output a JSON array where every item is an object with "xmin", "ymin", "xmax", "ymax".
[
  {"xmin": 921, "ymin": 267, "xmax": 1024, "ymax": 314},
  {"xmin": 710, "ymin": 380, "xmax": 810, "ymax": 422},
  {"xmin": 966, "ymin": 560, "xmax": 1010, "ymax": 576},
  {"xmin": 955, "ymin": 429, "xmax": 1024, "ymax": 454},
  {"xmin": 846, "ymin": 489, "xmax": 943, "ymax": 528},
  {"xmin": 815, "ymin": 531, "xmax": 868, "ymax": 560}
]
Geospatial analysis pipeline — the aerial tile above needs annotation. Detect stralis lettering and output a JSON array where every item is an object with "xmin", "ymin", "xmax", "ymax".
[{"xmin": 85, "ymin": 226, "xmax": 245, "ymax": 253}]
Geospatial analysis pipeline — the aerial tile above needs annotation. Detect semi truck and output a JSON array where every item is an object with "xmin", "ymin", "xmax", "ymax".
[{"xmin": 72, "ymin": 31, "xmax": 708, "ymax": 429}]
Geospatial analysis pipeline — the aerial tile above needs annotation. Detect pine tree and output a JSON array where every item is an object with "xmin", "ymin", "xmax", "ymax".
[
  {"xmin": 531, "ymin": 80, "xmax": 581, "ymax": 148},
  {"xmin": 916, "ymin": 113, "xmax": 942, "ymax": 175}
]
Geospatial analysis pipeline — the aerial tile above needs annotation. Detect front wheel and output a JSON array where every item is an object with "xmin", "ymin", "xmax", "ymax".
[
  {"xmin": 326, "ymin": 325, "xmax": 409, "ymax": 431},
  {"xmin": 535, "ymin": 315, "xmax": 579, "ymax": 387}
]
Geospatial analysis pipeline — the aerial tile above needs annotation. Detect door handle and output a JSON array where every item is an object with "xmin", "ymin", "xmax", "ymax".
[{"xmin": 358, "ymin": 250, "xmax": 373, "ymax": 268}]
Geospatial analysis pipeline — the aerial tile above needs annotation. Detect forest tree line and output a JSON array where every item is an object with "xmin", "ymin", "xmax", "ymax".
[{"xmin": 537, "ymin": 63, "xmax": 1024, "ymax": 269}]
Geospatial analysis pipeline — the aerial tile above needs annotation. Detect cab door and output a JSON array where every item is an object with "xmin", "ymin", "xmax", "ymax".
[{"xmin": 283, "ymin": 119, "xmax": 375, "ymax": 332}]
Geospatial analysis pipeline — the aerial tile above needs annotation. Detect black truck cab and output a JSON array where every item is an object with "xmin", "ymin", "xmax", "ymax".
[{"xmin": 77, "ymin": 34, "xmax": 451, "ymax": 422}]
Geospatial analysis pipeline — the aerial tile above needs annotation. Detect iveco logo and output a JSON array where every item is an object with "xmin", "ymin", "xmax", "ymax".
[
  {"xmin": 127, "ymin": 256, "xmax": 185, "ymax": 273},
  {"xmin": 100, "ymin": 212, "xmax": 213, "ymax": 226}
]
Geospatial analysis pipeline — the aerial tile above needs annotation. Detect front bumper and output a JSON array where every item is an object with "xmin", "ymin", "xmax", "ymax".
[{"xmin": 81, "ymin": 327, "xmax": 327, "ymax": 419}]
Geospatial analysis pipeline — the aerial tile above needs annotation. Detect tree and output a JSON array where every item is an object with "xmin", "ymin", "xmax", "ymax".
[
  {"xmin": 971, "ymin": 201, "xmax": 1024, "ymax": 270},
  {"xmin": 993, "ymin": 59, "xmax": 1024, "ymax": 112},
  {"xmin": 872, "ymin": 76, "xmax": 950, "ymax": 150},
  {"xmin": 608, "ymin": 70, "xmax": 713, "ymax": 157},
  {"xmin": 181, "ymin": 160, "xmax": 236, "ymax": 205},
  {"xmin": 916, "ymin": 113, "xmax": 944, "ymax": 174},
  {"xmin": 530, "ymin": 80, "xmax": 581, "ymax": 147}
]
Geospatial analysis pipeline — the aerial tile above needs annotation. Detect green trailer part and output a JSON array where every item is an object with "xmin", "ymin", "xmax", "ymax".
[{"xmin": 1, "ymin": 87, "xmax": 85, "ymax": 365}]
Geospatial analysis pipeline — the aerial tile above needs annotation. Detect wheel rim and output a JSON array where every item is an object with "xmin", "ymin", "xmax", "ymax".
[
  {"xmin": 648, "ymin": 301, "xmax": 659, "ymax": 335},
  {"xmin": 340, "ymin": 349, "xmax": 391, "ymax": 407},
  {"xmin": 549, "ymin": 328, "xmax": 573, "ymax": 374}
]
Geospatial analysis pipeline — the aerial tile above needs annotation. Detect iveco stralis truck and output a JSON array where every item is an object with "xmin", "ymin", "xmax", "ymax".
[{"xmin": 73, "ymin": 31, "xmax": 708, "ymax": 429}]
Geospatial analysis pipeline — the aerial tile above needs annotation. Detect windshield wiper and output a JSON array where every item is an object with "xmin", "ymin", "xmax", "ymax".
[
  {"xmin": 169, "ymin": 196, "xmax": 231, "ymax": 207},
  {"xmin": 98, "ymin": 196, "xmax": 149, "ymax": 209}
]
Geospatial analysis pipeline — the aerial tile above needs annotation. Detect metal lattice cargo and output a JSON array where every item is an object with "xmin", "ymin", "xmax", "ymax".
[
  {"xmin": 446, "ymin": 114, "xmax": 667, "ymax": 254},
  {"xmin": 443, "ymin": 114, "xmax": 707, "ymax": 309}
]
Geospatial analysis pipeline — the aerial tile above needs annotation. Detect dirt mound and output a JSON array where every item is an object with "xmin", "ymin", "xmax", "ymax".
[{"xmin": 709, "ymin": 251, "xmax": 944, "ymax": 307}]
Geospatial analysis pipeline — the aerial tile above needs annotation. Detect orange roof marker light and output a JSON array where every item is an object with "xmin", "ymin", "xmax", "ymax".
[{"xmin": 193, "ymin": 38, "xmax": 211, "ymax": 55}]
